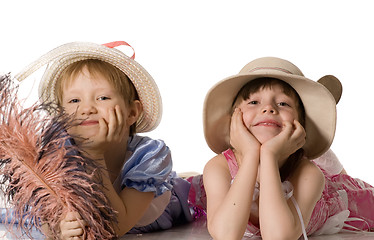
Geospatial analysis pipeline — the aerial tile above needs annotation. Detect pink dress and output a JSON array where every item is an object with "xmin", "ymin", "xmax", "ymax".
[{"xmin": 222, "ymin": 148, "xmax": 374, "ymax": 238}]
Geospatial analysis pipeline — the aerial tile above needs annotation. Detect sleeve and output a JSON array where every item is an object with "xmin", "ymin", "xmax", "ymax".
[{"xmin": 119, "ymin": 135, "xmax": 173, "ymax": 197}]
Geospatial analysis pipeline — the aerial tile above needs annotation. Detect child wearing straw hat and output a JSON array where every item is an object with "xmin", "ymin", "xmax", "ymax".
[
  {"xmin": 12, "ymin": 41, "xmax": 194, "ymax": 239},
  {"xmin": 202, "ymin": 57, "xmax": 374, "ymax": 240}
]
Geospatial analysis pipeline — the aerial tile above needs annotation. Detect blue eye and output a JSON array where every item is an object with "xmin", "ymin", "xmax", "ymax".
[
  {"xmin": 98, "ymin": 96, "xmax": 110, "ymax": 101},
  {"xmin": 68, "ymin": 99, "xmax": 80, "ymax": 103},
  {"xmin": 278, "ymin": 102, "xmax": 290, "ymax": 107}
]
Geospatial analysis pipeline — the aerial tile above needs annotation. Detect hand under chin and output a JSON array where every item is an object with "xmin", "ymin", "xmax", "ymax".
[{"xmin": 252, "ymin": 131, "xmax": 282, "ymax": 144}]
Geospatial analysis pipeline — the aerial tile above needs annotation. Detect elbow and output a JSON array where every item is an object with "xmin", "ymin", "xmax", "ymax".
[
  {"xmin": 113, "ymin": 218, "xmax": 132, "ymax": 238},
  {"xmin": 209, "ymin": 231, "xmax": 243, "ymax": 240},
  {"xmin": 207, "ymin": 221, "xmax": 245, "ymax": 240},
  {"xmin": 207, "ymin": 222, "xmax": 225, "ymax": 240},
  {"xmin": 268, "ymin": 235, "xmax": 301, "ymax": 240},
  {"xmin": 261, "ymin": 226, "xmax": 302, "ymax": 240},
  {"xmin": 114, "ymin": 225, "xmax": 127, "ymax": 238}
]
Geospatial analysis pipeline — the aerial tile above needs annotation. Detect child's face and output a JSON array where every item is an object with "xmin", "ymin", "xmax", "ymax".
[
  {"xmin": 61, "ymin": 67, "xmax": 132, "ymax": 141},
  {"xmin": 236, "ymin": 84, "xmax": 300, "ymax": 143}
]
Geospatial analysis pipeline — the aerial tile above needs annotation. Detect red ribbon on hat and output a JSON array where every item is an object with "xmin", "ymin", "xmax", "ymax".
[{"xmin": 103, "ymin": 41, "xmax": 135, "ymax": 59}]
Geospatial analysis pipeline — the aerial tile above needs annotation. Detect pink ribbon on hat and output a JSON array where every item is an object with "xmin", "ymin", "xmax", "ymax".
[{"xmin": 103, "ymin": 41, "xmax": 135, "ymax": 60}]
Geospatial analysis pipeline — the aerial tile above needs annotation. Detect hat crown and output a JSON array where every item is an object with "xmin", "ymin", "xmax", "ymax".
[{"xmin": 239, "ymin": 57, "xmax": 304, "ymax": 77}]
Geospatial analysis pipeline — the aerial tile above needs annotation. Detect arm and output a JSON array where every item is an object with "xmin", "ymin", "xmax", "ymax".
[
  {"xmin": 57, "ymin": 184, "xmax": 154, "ymax": 239},
  {"xmin": 89, "ymin": 105, "xmax": 157, "ymax": 236},
  {"xmin": 258, "ymin": 121, "xmax": 324, "ymax": 240},
  {"xmin": 259, "ymin": 157, "xmax": 324, "ymax": 240},
  {"xmin": 61, "ymin": 105, "xmax": 157, "ymax": 237},
  {"xmin": 204, "ymin": 155, "xmax": 258, "ymax": 240},
  {"xmin": 204, "ymin": 108, "xmax": 260, "ymax": 240},
  {"xmin": 101, "ymin": 174, "xmax": 155, "ymax": 236}
]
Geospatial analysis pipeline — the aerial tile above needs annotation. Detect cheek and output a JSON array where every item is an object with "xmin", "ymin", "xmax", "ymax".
[
  {"xmin": 62, "ymin": 105, "xmax": 77, "ymax": 116},
  {"xmin": 97, "ymin": 106, "xmax": 110, "ymax": 121},
  {"xmin": 66, "ymin": 126, "xmax": 81, "ymax": 140},
  {"xmin": 291, "ymin": 112, "xmax": 300, "ymax": 122},
  {"xmin": 281, "ymin": 110, "xmax": 298, "ymax": 122},
  {"xmin": 241, "ymin": 111, "xmax": 254, "ymax": 128},
  {"xmin": 98, "ymin": 103, "xmax": 124, "ymax": 122}
]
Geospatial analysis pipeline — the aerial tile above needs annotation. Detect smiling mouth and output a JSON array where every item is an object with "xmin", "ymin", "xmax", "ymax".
[
  {"xmin": 80, "ymin": 120, "xmax": 99, "ymax": 126},
  {"xmin": 254, "ymin": 121, "xmax": 281, "ymax": 127}
]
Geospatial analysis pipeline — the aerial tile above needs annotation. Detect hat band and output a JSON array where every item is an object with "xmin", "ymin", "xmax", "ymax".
[
  {"xmin": 248, "ymin": 67, "xmax": 292, "ymax": 74},
  {"xmin": 103, "ymin": 41, "xmax": 136, "ymax": 60}
]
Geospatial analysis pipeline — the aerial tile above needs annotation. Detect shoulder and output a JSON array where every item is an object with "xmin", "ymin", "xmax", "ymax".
[
  {"xmin": 203, "ymin": 154, "xmax": 232, "ymax": 188},
  {"xmin": 292, "ymin": 159, "xmax": 324, "ymax": 186},
  {"xmin": 204, "ymin": 154, "xmax": 229, "ymax": 177},
  {"xmin": 127, "ymin": 134, "xmax": 169, "ymax": 152},
  {"xmin": 286, "ymin": 159, "xmax": 325, "ymax": 228},
  {"xmin": 126, "ymin": 135, "xmax": 171, "ymax": 165},
  {"xmin": 290, "ymin": 159, "xmax": 325, "ymax": 201},
  {"xmin": 122, "ymin": 135, "xmax": 172, "ymax": 184},
  {"xmin": 120, "ymin": 135, "xmax": 173, "ymax": 196}
]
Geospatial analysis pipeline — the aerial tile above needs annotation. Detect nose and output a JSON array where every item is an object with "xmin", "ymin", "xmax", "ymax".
[
  {"xmin": 262, "ymin": 104, "xmax": 277, "ymax": 114},
  {"xmin": 78, "ymin": 102, "xmax": 97, "ymax": 115}
]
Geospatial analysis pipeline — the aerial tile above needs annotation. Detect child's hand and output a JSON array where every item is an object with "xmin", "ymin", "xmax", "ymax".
[
  {"xmin": 59, "ymin": 211, "xmax": 87, "ymax": 240},
  {"xmin": 230, "ymin": 108, "xmax": 261, "ymax": 158},
  {"xmin": 83, "ymin": 105, "xmax": 127, "ymax": 158},
  {"xmin": 261, "ymin": 120, "xmax": 306, "ymax": 162}
]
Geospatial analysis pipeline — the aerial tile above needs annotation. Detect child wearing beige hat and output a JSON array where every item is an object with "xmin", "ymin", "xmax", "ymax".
[{"xmin": 202, "ymin": 57, "xmax": 374, "ymax": 239}]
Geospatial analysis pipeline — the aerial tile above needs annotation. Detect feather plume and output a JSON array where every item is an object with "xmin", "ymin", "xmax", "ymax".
[{"xmin": 0, "ymin": 74, "xmax": 117, "ymax": 239}]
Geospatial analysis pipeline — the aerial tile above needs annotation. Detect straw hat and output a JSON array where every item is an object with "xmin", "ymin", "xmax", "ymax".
[
  {"xmin": 15, "ymin": 41, "xmax": 162, "ymax": 133},
  {"xmin": 203, "ymin": 57, "xmax": 342, "ymax": 159}
]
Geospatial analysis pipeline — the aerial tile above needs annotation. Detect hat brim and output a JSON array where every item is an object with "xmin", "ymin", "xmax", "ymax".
[{"xmin": 203, "ymin": 70, "xmax": 337, "ymax": 159}]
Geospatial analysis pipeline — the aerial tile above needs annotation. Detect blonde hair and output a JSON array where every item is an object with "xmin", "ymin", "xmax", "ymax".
[{"xmin": 55, "ymin": 59, "xmax": 139, "ymax": 135}]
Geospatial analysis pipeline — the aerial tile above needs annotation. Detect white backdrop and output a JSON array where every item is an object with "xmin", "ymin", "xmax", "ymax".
[{"xmin": 1, "ymin": 0, "xmax": 373, "ymax": 184}]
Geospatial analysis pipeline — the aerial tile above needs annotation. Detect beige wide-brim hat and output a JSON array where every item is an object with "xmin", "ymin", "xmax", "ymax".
[
  {"xmin": 15, "ymin": 41, "xmax": 162, "ymax": 133},
  {"xmin": 203, "ymin": 57, "xmax": 342, "ymax": 159}
]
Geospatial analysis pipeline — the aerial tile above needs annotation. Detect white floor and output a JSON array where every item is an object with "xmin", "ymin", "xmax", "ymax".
[
  {"xmin": 122, "ymin": 217, "xmax": 374, "ymax": 240},
  {"xmin": 1, "ymin": 217, "xmax": 374, "ymax": 239}
]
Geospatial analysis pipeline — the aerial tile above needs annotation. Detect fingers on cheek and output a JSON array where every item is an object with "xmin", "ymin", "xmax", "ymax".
[
  {"xmin": 230, "ymin": 116, "xmax": 236, "ymax": 130},
  {"xmin": 297, "ymin": 134, "xmax": 306, "ymax": 147},
  {"xmin": 232, "ymin": 108, "xmax": 241, "ymax": 120},
  {"xmin": 99, "ymin": 118, "xmax": 108, "ymax": 135},
  {"xmin": 282, "ymin": 122, "xmax": 294, "ymax": 137},
  {"xmin": 115, "ymin": 105, "xmax": 123, "ymax": 123},
  {"xmin": 298, "ymin": 137, "xmax": 305, "ymax": 146},
  {"xmin": 296, "ymin": 125, "xmax": 306, "ymax": 139},
  {"xmin": 282, "ymin": 121, "xmax": 291, "ymax": 130},
  {"xmin": 109, "ymin": 108, "xmax": 116, "ymax": 126},
  {"xmin": 295, "ymin": 120, "xmax": 306, "ymax": 135},
  {"xmin": 231, "ymin": 118, "xmax": 239, "ymax": 133}
]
